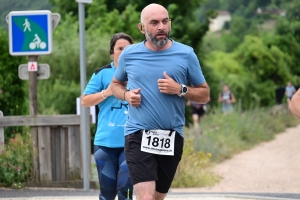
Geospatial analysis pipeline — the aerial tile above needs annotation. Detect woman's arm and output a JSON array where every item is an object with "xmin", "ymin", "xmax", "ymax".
[
  {"xmin": 218, "ymin": 93, "xmax": 223, "ymax": 103},
  {"xmin": 81, "ymin": 85, "xmax": 113, "ymax": 107}
]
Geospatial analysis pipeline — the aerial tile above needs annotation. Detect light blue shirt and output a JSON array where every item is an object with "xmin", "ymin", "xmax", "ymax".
[
  {"xmin": 114, "ymin": 39, "xmax": 206, "ymax": 136},
  {"xmin": 286, "ymin": 86, "xmax": 295, "ymax": 98},
  {"xmin": 84, "ymin": 63, "xmax": 128, "ymax": 147}
]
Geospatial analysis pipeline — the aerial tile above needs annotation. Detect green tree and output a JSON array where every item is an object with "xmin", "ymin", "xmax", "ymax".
[
  {"xmin": 234, "ymin": 35, "xmax": 294, "ymax": 106},
  {"xmin": 0, "ymin": 28, "xmax": 26, "ymax": 116},
  {"xmin": 0, "ymin": 0, "xmax": 51, "ymax": 30},
  {"xmin": 222, "ymin": 16, "xmax": 259, "ymax": 52},
  {"xmin": 86, "ymin": 3, "xmax": 141, "ymax": 41},
  {"xmin": 274, "ymin": 1, "xmax": 300, "ymax": 76},
  {"xmin": 0, "ymin": 28, "xmax": 27, "ymax": 140},
  {"xmin": 48, "ymin": 0, "xmax": 78, "ymax": 17},
  {"xmin": 205, "ymin": 51, "xmax": 257, "ymax": 109},
  {"xmin": 38, "ymin": 14, "xmax": 113, "ymax": 114},
  {"xmin": 50, "ymin": 0, "xmax": 206, "ymax": 20},
  {"xmin": 263, "ymin": 33, "xmax": 300, "ymax": 77},
  {"xmin": 49, "ymin": 0, "xmax": 211, "ymax": 51},
  {"xmin": 39, "ymin": 0, "xmax": 212, "ymax": 115}
]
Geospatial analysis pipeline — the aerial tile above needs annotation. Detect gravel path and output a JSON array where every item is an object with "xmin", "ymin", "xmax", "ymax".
[{"xmin": 188, "ymin": 123, "xmax": 300, "ymax": 193}]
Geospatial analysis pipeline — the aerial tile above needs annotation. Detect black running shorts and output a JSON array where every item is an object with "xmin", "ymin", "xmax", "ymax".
[{"xmin": 124, "ymin": 130, "xmax": 184, "ymax": 193}]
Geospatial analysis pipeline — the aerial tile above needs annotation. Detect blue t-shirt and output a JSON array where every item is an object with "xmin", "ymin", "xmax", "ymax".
[
  {"xmin": 114, "ymin": 39, "xmax": 206, "ymax": 136},
  {"xmin": 83, "ymin": 62, "xmax": 128, "ymax": 148},
  {"xmin": 221, "ymin": 91, "xmax": 232, "ymax": 105},
  {"xmin": 286, "ymin": 86, "xmax": 295, "ymax": 98}
]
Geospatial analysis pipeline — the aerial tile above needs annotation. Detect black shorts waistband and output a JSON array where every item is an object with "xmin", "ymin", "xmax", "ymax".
[{"xmin": 133, "ymin": 129, "xmax": 176, "ymax": 136}]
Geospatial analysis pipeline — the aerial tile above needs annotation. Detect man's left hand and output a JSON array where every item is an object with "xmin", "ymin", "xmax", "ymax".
[{"xmin": 158, "ymin": 71, "xmax": 181, "ymax": 95}]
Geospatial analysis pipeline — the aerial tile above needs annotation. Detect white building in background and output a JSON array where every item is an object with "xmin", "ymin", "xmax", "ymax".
[{"xmin": 209, "ymin": 11, "xmax": 232, "ymax": 32}]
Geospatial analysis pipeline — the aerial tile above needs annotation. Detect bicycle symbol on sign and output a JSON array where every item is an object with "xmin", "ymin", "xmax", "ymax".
[{"xmin": 29, "ymin": 34, "xmax": 46, "ymax": 50}]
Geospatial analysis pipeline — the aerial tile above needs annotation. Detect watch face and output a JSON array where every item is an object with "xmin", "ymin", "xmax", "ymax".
[{"xmin": 182, "ymin": 86, "xmax": 188, "ymax": 93}]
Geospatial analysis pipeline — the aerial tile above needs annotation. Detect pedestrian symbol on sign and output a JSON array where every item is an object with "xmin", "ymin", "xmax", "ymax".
[{"xmin": 23, "ymin": 19, "xmax": 31, "ymax": 32}]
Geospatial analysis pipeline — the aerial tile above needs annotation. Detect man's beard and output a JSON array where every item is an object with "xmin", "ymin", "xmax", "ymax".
[{"xmin": 145, "ymin": 30, "xmax": 170, "ymax": 47}]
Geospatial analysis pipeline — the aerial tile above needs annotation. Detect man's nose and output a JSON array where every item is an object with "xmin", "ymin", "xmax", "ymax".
[{"xmin": 157, "ymin": 22, "xmax": 166, "ymax": 30}]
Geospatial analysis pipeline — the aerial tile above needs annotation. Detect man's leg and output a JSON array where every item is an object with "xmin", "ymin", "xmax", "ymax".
[
  {"xmin": 155, "ymin": 191, "xmax": 167, "ymax": 200},
  {"xmin": 155, "ymin": 133, "xmax": 184, "ymax": 199},
  {"xmin": 192, "ymin": 113, "xmax": 199, "ymax": 128},
  {"xmin": 134, "ymin": 181, "xmax": 156, "ymax": 200},
  {"xmin": 133, "ymin": 181, "xmax": 168, "ymax": 200},
  {"xmin": 125, "ymin": 132, "xmax": 159, "ymax": 200}
]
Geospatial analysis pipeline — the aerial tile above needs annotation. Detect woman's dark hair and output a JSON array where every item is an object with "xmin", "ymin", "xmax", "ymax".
[{"xmin": 110, "ymin": 32, "xmax": 133, "ymax": 55}]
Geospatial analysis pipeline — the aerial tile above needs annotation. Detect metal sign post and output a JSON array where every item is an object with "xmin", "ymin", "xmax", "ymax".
[
  {"xmin": 76, "ymin": 0, "xmax": 93, "ymax": 191},
  {"xmin": 0, "ymin": 111, "xmax": 4, "ymax": 152},
  {"xmin": 28, "ymin": 55, "xmax": 39, "ymax": 116}
]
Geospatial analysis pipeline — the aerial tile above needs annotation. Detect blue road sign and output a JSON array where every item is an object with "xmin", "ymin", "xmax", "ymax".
[{"xmin": 8, "ymin": 10, "xmax": 52, "ymax": 56}]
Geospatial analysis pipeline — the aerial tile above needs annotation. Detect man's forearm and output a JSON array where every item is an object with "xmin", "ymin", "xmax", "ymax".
[
  {"xmin": 111, "ymin": 78, "xmax": 127, "ymax": 100},
  {"xmin": 184, "ymin": 85, "xmax": 210, "ymax": 104}
]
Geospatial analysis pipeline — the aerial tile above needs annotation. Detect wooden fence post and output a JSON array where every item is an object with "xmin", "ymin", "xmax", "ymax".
[{"xmin": 0, "ymin": 111, "xmax": 4, "ymax": 152}]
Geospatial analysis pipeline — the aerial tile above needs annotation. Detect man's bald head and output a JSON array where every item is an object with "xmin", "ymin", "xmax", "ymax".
[
  {"xmin": 140, "ymin": 3, "xmax": 169, "ymax": 23},
  {"xmin": 139, "ymin": 3, "xmax": 171, "ymax": 48}
]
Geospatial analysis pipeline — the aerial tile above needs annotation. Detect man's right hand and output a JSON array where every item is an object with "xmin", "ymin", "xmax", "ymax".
[{"xmin": 126, "ymin": 88, "xmax": 142, "ymax": 107}]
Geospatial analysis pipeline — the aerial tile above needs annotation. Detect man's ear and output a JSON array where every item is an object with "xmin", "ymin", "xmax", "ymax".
[{"xmin": 138, "ymin": 23, "xmax": 145, "ymax": 33}]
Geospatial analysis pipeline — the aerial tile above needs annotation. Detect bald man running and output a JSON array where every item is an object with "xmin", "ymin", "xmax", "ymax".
[{"xmin": 111, "ymin": 3, "xmax": 210, "ymax": 200}]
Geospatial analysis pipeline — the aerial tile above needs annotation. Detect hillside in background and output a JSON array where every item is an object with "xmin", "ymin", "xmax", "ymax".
[{"xmin": 0, "ymin": 0, "xmax": 51, "ymax": 30}]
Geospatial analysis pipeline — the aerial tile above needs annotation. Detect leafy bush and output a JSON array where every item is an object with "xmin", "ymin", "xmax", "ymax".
[
  {"xmin": 172, "ymin": 140, "xmax": 219, "ymax": 187},
  {"xmin": 38, "ymin": 14, "xmax": 113, "ymax": 114},
  {"xmin": 189, "ymin": 107, "xmax": 299, "ymax": 162},
  {"xmin": 0, "ymin": 28, "xmax": 27, "ymax": 116},
  {"xmin": 0, "ymin": 28, "xmax": 27, "ymax": 141},
  {"xmin": 0, "ymin": 133, "xmax": 32, "ymax": 188}
]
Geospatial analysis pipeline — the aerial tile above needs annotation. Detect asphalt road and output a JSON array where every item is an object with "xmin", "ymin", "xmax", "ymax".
[{"xmin": 0, "ymin": 188, "xmax": 300, "ymax": 200}]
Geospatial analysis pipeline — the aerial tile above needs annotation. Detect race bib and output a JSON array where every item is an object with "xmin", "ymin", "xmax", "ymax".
[{"xmin": 141, "ymin": 130, "xmax": 175, "ymax": 156}]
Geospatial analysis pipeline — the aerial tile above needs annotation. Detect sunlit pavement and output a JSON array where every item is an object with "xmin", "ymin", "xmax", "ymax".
[
  {"xmin": 0, "ymin": 195, "xmax": 295, "ymax": 200},
  {"xmin": 0, "ymin": 190, "xmax": 298, "ymax": 200},
  {"xmin": 0, "ymin": 187, "xmax": 299, "ymax": 200}
]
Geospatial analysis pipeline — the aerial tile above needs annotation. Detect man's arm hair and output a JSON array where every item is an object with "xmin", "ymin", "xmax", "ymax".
[
  {"xmin": 111, "ymin": 77, "xmax": 127, "ymax": 100},
  {"xmin": 184, "ymin": 82, "xmax": 210, "ymax": 104}
]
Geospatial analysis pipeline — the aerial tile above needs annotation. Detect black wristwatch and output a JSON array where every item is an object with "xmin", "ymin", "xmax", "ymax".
[{"xmin": 178, "ymin": 84, "xmax": 188, "ymax": 97}]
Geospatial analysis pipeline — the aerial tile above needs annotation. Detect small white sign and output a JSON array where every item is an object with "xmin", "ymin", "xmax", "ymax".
[
  {"xmin": 76, "ymin": 97, "xmax": 96, "ymax": 124},
  {"xmin": 75, "ymin": 0, "xmax": 93, "ymax": 3},
  {"xmin": 19, "ymin": 63, "xmax": 50, "ymax": 80},
  {"xmin": 28, "ymin": 61, "xmax": 38, "ymax": 71}
]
